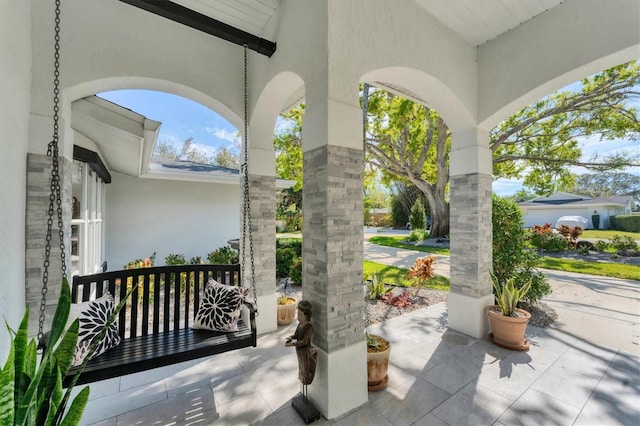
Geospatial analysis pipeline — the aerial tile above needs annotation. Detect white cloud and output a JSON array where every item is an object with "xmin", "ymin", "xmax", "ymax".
[{"xmin": 205, "ymin": 127, "xmax": 239, "ymax": 145}]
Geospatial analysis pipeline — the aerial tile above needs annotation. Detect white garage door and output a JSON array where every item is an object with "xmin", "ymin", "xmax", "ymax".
[{"xmin": 523, "ymin": 208, "xmax": 590, "ymax": 228}]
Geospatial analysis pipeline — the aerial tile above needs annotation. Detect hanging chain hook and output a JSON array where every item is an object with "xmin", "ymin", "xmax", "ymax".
[
  {"xmin": 39, "ymin": 0, "xmax": 67, "ymax": 343},
  {"xmin": 240, "ymin": 44, "xmax": 258, "ymax": 314}
]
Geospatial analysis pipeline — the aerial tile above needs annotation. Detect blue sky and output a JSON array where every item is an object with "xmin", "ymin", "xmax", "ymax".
[
  {"xmin": 98, "ymin": 90, "xmax": 240, "ymax": 158},
  {"xmin": 99, "ymin": 89, "xmax": 637, "ymax": 196}
]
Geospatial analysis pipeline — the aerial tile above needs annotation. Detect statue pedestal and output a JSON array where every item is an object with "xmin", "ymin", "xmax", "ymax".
[{"xmin": 292, "ymin": 393, "xmax": 321, "ymax": 424}]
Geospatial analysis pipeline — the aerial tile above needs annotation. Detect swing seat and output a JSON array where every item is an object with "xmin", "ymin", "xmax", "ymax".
[{"xmin": 62, "ymin": 263, "xmax": 257, "ymax": 387}]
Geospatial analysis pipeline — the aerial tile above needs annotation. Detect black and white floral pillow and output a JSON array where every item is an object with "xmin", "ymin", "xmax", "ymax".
[
  {"xmin": 192, "ymin": 279, "xmax": 249, "ymax": 332},
  {"xmin": 68, "ymin": 292, "xmax": 121, "ymax": 367}
]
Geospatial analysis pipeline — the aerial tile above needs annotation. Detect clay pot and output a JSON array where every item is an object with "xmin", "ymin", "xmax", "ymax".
[
  {"xmin": 277, "ymin": 297, "xmax": 297, "ymax": 325},
  {"xmin": 366, "ymin": 335, "xmax": 390, "ymax": 391},
  {"xmin": 486, "ymin": 305, "xmax": 531, "ymax": 351}
]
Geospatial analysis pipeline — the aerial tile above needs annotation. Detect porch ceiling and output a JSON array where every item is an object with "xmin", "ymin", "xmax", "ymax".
[{"xmin": 164, "ymin": 0, "xmax": 564, "ymax": 48}]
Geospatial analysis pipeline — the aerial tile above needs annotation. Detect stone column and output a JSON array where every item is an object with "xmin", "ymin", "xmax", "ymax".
[
  {"xmin": 302, "ymin": 98, "xmax": 368, "ymax": 418},
  {"xmin": 240, "ymin": 146, "xmax": 277, "ymax": 335},
  {"xmin": 448, "ymin": 128, "xmax": 494, "ymax": 338},
  {"xmin": 25, "ymin": 153, "xmax": 72, "ymax": 338}
]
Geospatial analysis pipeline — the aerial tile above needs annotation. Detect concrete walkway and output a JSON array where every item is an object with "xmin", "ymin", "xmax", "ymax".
[{"xmin": 79, "ymin": 232, "xmax": 640, "ymax": 425}]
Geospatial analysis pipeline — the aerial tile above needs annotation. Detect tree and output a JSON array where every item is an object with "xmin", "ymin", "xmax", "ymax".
[
  {"xmin": 274, "ymin": 106, "xmax": 304, "ymax": 191},
  {"xmin": 365, "ymin": 60, "xmax": 640, "ymax": 237},
  {"xmin": 155, "ymin": 137, "xmax": 240, "ymax": 168},
  {"xmin": 566, "ymin": 172, "xmax": 640, "ymax": 203}
]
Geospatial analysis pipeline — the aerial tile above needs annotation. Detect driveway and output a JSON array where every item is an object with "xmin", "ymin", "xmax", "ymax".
[{"xmin": 364, "ymin": 228, "xmax": 640, "ymax": 353}]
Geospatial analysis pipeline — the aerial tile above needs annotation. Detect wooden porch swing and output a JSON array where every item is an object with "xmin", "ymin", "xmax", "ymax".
[{"xmin": 40, "ymin": 1, "xmax": 258, "ymax": 387}]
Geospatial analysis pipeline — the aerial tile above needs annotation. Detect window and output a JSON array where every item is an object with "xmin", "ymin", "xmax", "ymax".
[{"xmin": 71, "ymin": 160, "xmax": 106, "ymax": 276}]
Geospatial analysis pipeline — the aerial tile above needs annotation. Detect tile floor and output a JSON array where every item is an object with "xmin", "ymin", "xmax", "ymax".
[{"xmin": 79, "ymin": 302, "xmax": 639, "ymax": 426}]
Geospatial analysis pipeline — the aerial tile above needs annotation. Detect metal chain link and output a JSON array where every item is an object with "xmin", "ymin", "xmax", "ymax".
[
  {"xmin": 39, "ymin": 0, "xmax": 67, "ymax": 342},
  {"xmin": 240, "ymin": 44, "xmax": 258, "ymax": 313}
]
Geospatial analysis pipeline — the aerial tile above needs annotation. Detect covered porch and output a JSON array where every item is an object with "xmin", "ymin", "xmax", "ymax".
[{"xmin": 1, "ymin": 0, "xmax": 638, "ymax": 421}]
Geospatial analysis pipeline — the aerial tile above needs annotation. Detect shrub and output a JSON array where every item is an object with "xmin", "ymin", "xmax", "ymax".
[
  {"xmin": 407, "ymin": 229, "xmax": 427, "ymax": 241},
  {"xmin": 594, "ymin": 240, "xmax": 611, "ymax": 252},
  {"xmin": 610, "ymin": 235, "xmax": 638, "ymax": 252},
  {"xmin": 165, "ymin": 253, "xmax": 186, "ymax": 265},
  {"xmin": 492, "ymin": 195, "xmax": 551, "ymax": 305},
  {"xmin": 557, "ymin": 225, "xmax": 583, "ymax": 248},
  {"xmin": 409, "ymin": 199, "xmax": 427, "ymax": 232},
  {"xmin": 276, "ymin": 247, "xmax": 296, "ymax": 278},
  {"xmin": 529, "ymin": 225, "xmax": 568, "ymax": 252},
  {"xmin": 610, "ymin": 215, "xmax": 640, "ymax": 233},
  {"xmin": 382, "ymin": 290, "xmax": 412, "ymax": 307},
  {"xmin": 575, "ymin": 240, "xmax": 595, "ymax": 252},
  {"xmin": 124, "ymin": 252, "xmax": 156, "ymax": 269},
  {"xmin": 189, "ymin": 256, "xmax": 203, "ymax": 264},
  {"xmin": 207, "ymin": 246, "xmax": 239, "ymax": 264},
  {"xmin": 276, "ymin": 238, "xmax": 302, "ymax": 256},
  {"xmin": 409, "ymin": 256, "xmax": 436, "ymax": 294},
  {"xmin": 289, "ymin": 257, "xmax": 302, "ymax": 285}
]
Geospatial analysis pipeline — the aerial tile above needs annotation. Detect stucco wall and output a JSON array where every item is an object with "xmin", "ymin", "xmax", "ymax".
[
  {"xmin": 0, "ymin": 0, "xmax": 30, "ymax": 360},
  {"xmin": 105, "ymin": 172, "xmax": 241, "ymax": 271}
]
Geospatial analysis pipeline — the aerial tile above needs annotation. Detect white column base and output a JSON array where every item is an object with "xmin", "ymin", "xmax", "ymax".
[
  {"xmin": 252, "ymin": 293, "xmax": 277, "ymax": 335},
  {"xmin": 308, "ymin": 342, "xmax": 368, "ymax": 419},
  {"xmin": 448, "ymin": 292, "xmax": 495, "ymax": 339}
]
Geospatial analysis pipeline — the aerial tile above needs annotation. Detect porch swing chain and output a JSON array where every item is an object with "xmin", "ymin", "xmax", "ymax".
[
  {"xmin": 241, "ymin": 44, "xmax": 258, "ymax": 313},
  {"xmin": 38, "ymin": 0, "xmax": 66, "ymax": 342}
]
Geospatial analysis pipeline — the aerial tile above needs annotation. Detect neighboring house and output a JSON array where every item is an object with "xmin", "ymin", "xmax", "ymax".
[
  {"xmin": 72, "ymin": 96, "xmax": 294, "ymax": 275},
  {"xmin": 518, "ymin": 192, "xmax": 636, "ymax": 229}
]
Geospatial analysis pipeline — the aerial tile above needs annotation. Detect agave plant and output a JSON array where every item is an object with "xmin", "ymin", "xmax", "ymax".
[
  {"xmin": 1, "ymin": 279, "xmax": 132, "ymax": 425},
  {"xmin": 491, "ymin": 272, "xmax": 532, "ymax": 317}
]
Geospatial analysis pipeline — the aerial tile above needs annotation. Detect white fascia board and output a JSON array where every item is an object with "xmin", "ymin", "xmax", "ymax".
[{"xmin": 140, "ymin": 119, "xmax": 162, "ymax": 176}]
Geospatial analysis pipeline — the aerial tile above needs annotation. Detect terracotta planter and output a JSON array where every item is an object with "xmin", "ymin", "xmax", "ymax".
[
  {"xmin": 486, "ymin": 305, "xmax": 531, "ymax": 351},
  {"xmin": 366, "ymin": 335, "xmax": 390, "ymax": 391},
  {"xmin": 277, "ymin": 297, "xmax": 297, "ymax": 325}
]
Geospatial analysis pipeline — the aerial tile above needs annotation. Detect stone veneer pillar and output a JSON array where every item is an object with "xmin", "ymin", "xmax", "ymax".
[
  {"xmin": 303, "ymin": 144, "xmax": 368, "ymax": 418},
  {"xmin": 448, "ymin": 130, "xmax": 494, "ymax": 338},
  {"xmin": 25, "ymin": 153, "xmax": 72, "ymax": 337},
  {"xmin": 240, "ymin": 173, "xmax": 277, "ymax": 334}
]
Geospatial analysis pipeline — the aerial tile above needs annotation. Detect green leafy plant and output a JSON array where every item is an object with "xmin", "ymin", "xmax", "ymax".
[
  {"xmin": 610, "ymin": 235, "xmax": 638, "ymax": 252},
  {"xmin": 123, "ymin": 252, "xmax": 156, "ymax": 269},
  {"xmin": 409, "ymin": 199, "xmax": 426, "ymax": 232},
  {"xmin": 493, "ymin": 195, "xmax": 551, "ymax": 305},
  {"xmin": 594, "ymin": 240, "xmax": 611, "ymax": 253},
  {"xmin": 276, "ymin": 248, "xmax": 296, "ymax": 278},
  {"xmin": 207, "ymin": 246, "xmax": 239, "ymax": 264},
  {"xmin": 491, "ymin": 273, "xmax": 532, "ymax": 317},
  {"xmin": 189, "ymin": 256, "xmax": 203, "ymax": 265},
  {"xmin": 0, "ymin": 279, "xmax": 132, "ymax": 425},
  {"xmin": 289, "ymin": 257, "xmax": 302, "ymax": 286},
  {"xmin": 165, "ymin": 253, "xmax": 186, "ymax": 265},
  {"xmin": 366, "ymin": 275, "xmax": 392, "ymax": 300}
]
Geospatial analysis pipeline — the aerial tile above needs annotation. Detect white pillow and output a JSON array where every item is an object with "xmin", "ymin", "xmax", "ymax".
[
  {"xmin": 67, "ymin": 292, "xmax": 121, "ymax": 367},
  {"xmin": 192, "ymin": 279, "xmax": 249, "ymax": 332}
]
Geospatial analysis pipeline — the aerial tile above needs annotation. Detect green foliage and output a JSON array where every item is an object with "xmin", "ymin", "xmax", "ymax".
[
  {"xmin": 276, "ymin": 238, "xmax": 303, "ymax": 257},
  {"xmin": 274, "ymin": 105, "xmax": 304, "ymax": 191},
  {"xmin": 610, "ymin": 235, "xmax": 638, "ymax": 252},
  {"xmin": 363, "ymin": 260, "xmax": 450, "ymax": 291},
  {"xmin": 0, "ymin": 278, "xmax": 131, "ymax": 425},
  {"xmin": 366, "ymin": 275, "xmax": 392, "ymax": 300},
  {"xmin": 164, "ymin": 253, "xmax": 186, "ymax": 266},
  {"xmin": 492, "ymin": 195, "xmax": 551, "ymax": 304},
  {"xmin": 409, "ymin": 199, "xmax": 427, "ymax": 232},
  {"xmin": 289, "ymin": 257, "xmax": 302, "ymax": 286},
  {"xmin": 529, "ymin": 223, "xmax": 569, "ymax": 251},
  {"xmin": 610, "ymin": 215, "xmax": 640, "ymax": 233},
  {"xmin": 557, "ymin": 225, "xmax": 584, "ymax": 248},
  {"xmin": 276, "ymin": 248, "xmax": 296, "ymax": 278},
  {"xmin": 407, "ymin": 229, "xmax": 427, "ymax": 242},
  {"xmin": 276, "ymin": 189, "xmax": 302, "ymax": 232},
  {"xmin": 594, "ymin": 240, "xmax": 611, "ymax": 252},
  {"xmin": 207, "ymin": 246, "xmax": 239, "ymax": 265},
  {"xmin": 491, "ymin": 273, "xmax": 533, "ymax": 317},
  {"xmin": 124, "ymin": 252, "xmax": 156, "ymax": 269},
  {"xmin": 189, "ymin": 256, "xmax": 203, "ymax": 265}
]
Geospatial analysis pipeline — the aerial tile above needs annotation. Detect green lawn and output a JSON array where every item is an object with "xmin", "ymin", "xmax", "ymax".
[
  {"xmin": 363, "ymin": 260, "xmax": 450, "ymax": 291},
  {"xmin": 367, "ymin": 234, "xmax": 638, "ymax": 280},
  {"xmin": 539, "ymin": 257, "xmax": 640, "ymax": 280},
  {"xmin": 581, "ymin": 229, "xmax": 640, "ymax": 240},
  {"xmin": 367, "ymin": 236, "xmax": 450, "ymax": 255}
]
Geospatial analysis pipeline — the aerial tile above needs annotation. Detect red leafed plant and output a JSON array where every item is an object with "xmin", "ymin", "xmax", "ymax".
[
  {"xmin": 409, "ymin": 256, "xmax": 436, "ymax": 295},
  {"xmin": 382, "ymin": 290, "xmax": 412, "ymax": 307}
]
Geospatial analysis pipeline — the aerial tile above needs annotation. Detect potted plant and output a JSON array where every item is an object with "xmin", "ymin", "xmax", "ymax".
[
  {"xmin": 277, "ymin": 294, "xmax": 297, "ymax": 325},
  {"xmin": 486, "ymin": 273, "xmax": 533, "ymax": 351},
  {"xmin": 366, "ymin": 332, "xmax": 390, "ymax": 391}
]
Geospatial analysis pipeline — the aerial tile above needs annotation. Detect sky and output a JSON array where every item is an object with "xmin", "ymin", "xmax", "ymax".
[{"xmin": 99, "ymin": 89, "xmax": 638, "ymax": 197}]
